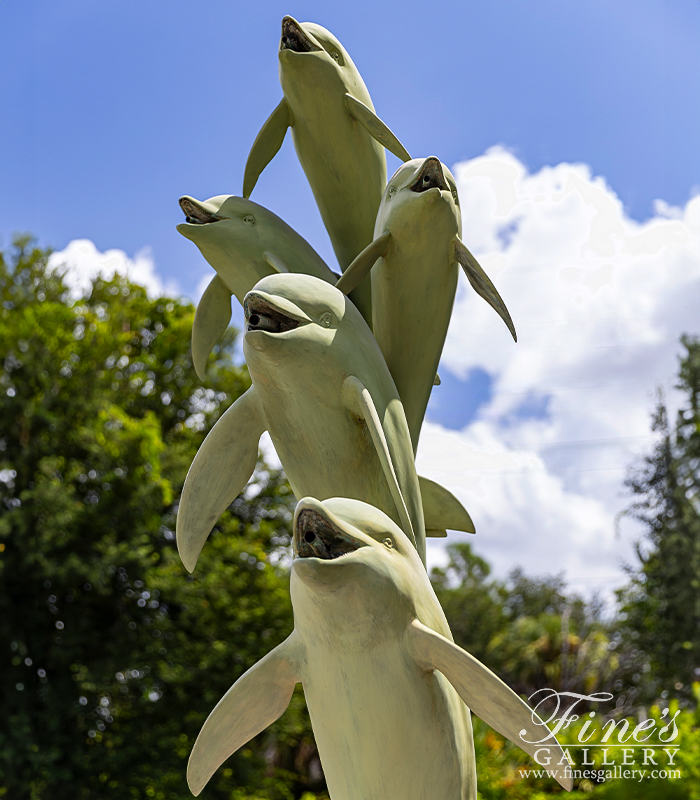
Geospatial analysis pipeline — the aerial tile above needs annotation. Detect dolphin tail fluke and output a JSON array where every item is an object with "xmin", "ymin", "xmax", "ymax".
[
  {"xmin": 454, "ymin": 239, "xmax": 517, "ymax": 343},
  {"xmin": 243, "ymin": 98, "xmax": 292, "ymax": 198},
  {"xmin": 176, "ymin": 388, "xmax": 266, "ymax": 572},
  {"xmin": 342, "ymin": 375, "xmax": 420, "ymax": 560},
  {"xmin": 336, "ymin": 231, "xmax": 392, "ymax": 296},
  {"xmin": 344, "ymin": 93, "xmax": 411, "ymax": 162},
  {"xmin": 192, "ymin": 275, "xmax": 233, "ymax": 380},
  {"xmin": 407, "ymin": 620, "xmax": 574, "ymax": 791},
  {"xmin": 188, "ymin": 633, "xmax": 302, "ymax": 796},
  {"xmin": 418, "ymin": 476, "xmax": 475, "ymax": 537}
]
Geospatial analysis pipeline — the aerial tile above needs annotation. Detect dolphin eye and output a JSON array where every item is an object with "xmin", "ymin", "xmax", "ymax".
[
  {"xmin": 383, "ymin": 538, "xmax": 393, "ymax": 549},
  {"xmin": 388, "ymin": 186, "xmax": 396, "ymax": 198},
  {"xmin": 243, "ymin": 215, "xmax": 255, "ymax": 225},
  {"xmin": 320, "ymin": 312, "xmax": 332, "ymax": 327},
  {"xmin": 331, "ymin": 51, "xmax": 339, "ymax": 61}
]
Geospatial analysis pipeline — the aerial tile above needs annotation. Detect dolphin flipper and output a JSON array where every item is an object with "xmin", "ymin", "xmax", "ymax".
[
  {"xmin": 192, "ymin": 275, "xmax": 233, "ymax": 381},
  {"xmin": 342, "ymin": 375, "xmax": 417, "ymax": 552},
  {"xmin": 418, "ymin": 476, "xmax": 475, "ymax": 538},
  {"xmin": 336, "ymin": 231, "xmax": 392, "ymax": 295},
  {"xmin": 187, "ymin": 633, "xmax": 302, "ymax": 796},
  {"xmin": 407, "ymin": 620, "xmax": 573, "ymax": 791},
  {"xmin": 243, "ymin": 98, "xmax": 293, "ymax": 198},
  {"xmin": 344, "ymin": 94, "xmax": 411, "ymax": 162},
  {"xmin": 177, "ymin": 388, "xmax": 266, "ymax": 572},
  {"xmin": 454, "ymin": 239, "xmax": 517, "ymax": 343}
]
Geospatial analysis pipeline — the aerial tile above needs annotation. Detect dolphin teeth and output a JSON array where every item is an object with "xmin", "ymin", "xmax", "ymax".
[
  {"xmin": 179, "ymin": 197, "xmax": 221, "ymax": 225},
  {"xmin": 280, "ymin": 17, "xmax": 316, "ymax": 53},
  {"xmin": 294, "ymin": 509, "xmax": 364, "ymax": 560},
  {"xmin": 409, "ymin": 158, "xmax": 448, "ymax": 194}
]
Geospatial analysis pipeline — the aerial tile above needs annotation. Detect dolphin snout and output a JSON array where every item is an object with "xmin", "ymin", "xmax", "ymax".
[
  {"xmin": 409, "ymin": 157, "xmax": 448, "ymax": 194},
  {"xmin": 280, "ymin": 16, "xmax": 318, "ymax": 53}
]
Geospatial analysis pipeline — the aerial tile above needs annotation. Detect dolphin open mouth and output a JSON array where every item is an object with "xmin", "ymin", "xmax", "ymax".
[
  {"xmin": 294, "ymin": 509, "xmax": 365, "ymax": 560},
  {"xmin": 244, "ymin": 294, "xmax": 304, "ymax": 334},
  {"xmin": 280, "ymin": 16, "xmax": 318, "ymax": 53},
  {"xmin": 179, "ymin": 197, "xmax": 221, "ymax": 225},
  {"xmin": 410, "ymin": 158, "xmax": 448, "ymax": 193}
]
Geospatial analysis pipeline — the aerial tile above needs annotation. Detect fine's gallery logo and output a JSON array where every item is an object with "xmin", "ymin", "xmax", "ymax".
[{"xmin": 519, "ymin": 689, "xmax": 683, "ymax": 783}]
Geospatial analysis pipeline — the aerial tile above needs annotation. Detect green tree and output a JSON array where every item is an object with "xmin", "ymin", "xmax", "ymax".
[
  {"xmin": 433, "ymin": 546, "xmax": 621, "ymax": 702},
  {"xmin": 0, "ymin": 238, "xmax": 323, "ymax": 799},
  {"xmin": 620, "ymin": 335, "xmax": 700, "ymax": 704},
  {"xmin": 431, "ymin": 542, "xmax": 506, "ymax": 664}
]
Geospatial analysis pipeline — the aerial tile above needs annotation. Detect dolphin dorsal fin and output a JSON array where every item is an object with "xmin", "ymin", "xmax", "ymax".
[
  {"xmin": 192, "ymin": 275, "xmax": 233, "ymax": 381},
  {"xmin": 344, "ymin": 93, "xmax": 411, "ymax": 162},
  {"xmin": 342, "ymin": 375, "xmax": 419, "ymax": 558},
  {"xmin": 243, "ymin": 98, "xmax": 293, "ymax": 198},
  {"xmin": 454, "ymin": 239, "xmax": 517, "ymax": 342},
  {"xmin": 407, "ymin": 620, "xmax": 573, "ymax": 791},
  {"xmin": 176, "ymin": 388, "xmax": 266, "ymax": 572},
  {"xmin": 188, "ymin": 633, "xmax": 302, "ymax": 796},
  {"xmin": 418, "ymin": 476, "xmax": 475, "ymax": 538}
]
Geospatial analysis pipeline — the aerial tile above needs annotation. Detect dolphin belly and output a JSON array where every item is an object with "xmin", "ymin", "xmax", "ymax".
[
  {"xmin": 301, "ymin": 641, "xmax": 475, "ymax": 800},
  {"xmin": 372, "ymin": 231, "xmax": 458, "ymax": 450},
  {"xmin": 288, "ymin": 93, "xmax": 385, "ymax": 324},
  {"xmin": 266, "ymin": 405, "xmax": 403, "ymax": 531}
]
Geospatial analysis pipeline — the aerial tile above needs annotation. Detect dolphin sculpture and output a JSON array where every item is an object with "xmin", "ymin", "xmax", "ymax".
[
  {"xmin": 176, "ymin": 273, "xmax": 474, "ymax": 572},
  {"xmin": 177, "ymin": 194, "xmax": 338, "ymax": 379},
  {"xmin": 187, "ymin": 497, "xmax": 573, "ymax": 797},
  {"xmin": 243, "ymin": 16, "xmax": 412, "ymax": 325},
  {"xmin": 336, "ymin": 157, "xmax": 518, "ymax": 450}
]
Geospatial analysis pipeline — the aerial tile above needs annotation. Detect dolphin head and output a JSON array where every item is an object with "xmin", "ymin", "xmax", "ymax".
[
  {"xmin": 242, "ymin": 273, "xmax": 367, "ymax": 372},
  {"xmin": 177, "ymin": 195, "xmax": 273, "ymax": 295},
  {"xmin": 290, "ymin": 497, "xmax": 437, "ymax": 643},
  {"xmin": 278, "ymin": 17, "xmax": 364, "ymax": 98},
  {"xmin": 376, "ymin": 157, "xmax": 462, "ymax": 239}
]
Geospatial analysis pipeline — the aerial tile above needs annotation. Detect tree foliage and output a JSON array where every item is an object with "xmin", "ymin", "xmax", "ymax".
[
  {"xmin": 0, "ymin": 238, "xmax": 321, "ymax": 799},
  {"xmin": 620, "ymin": 336, "xmax": 700, "ymax": 704},
  {"xmin": 432, "ymin": 545, "xmax": 623, "ymax": 703}
]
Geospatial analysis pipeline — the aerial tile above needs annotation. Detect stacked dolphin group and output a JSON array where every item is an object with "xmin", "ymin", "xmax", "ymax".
[{"xmin": 175, "ymin": 16, "xmax": 572, "ymax": 799}]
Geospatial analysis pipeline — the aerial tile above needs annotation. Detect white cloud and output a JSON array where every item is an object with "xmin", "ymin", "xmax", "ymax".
[
  {"xmin": 47, "ymin": 239, "xmax": 178, "ymax": 299},
  {"xmin": 418, "ymin": 147, "xmax": 700, "ymax": 597}
]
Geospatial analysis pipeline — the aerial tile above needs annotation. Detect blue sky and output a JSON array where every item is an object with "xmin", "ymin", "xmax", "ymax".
[
  {"xmin": 2, "ymin": 1, "xmax": 699, "ymax": 590},
  {"xmin": 2, "ymin": 0, "xmax": 698, "ymax": 283}
]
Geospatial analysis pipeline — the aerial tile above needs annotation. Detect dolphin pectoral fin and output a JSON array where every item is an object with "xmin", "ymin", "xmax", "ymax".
[
  {"xmin": 418, "ymin": 476, "xmax": 475, "ymax": 537},
  {"xmin": 335, "ymin": 231, "xmax": 392, "ymax": 295},
  {"xmin": 263, "ymin": 251, "xmax": 290, "ymax": 274},
  {"xmin": 192, "ymin": 275, "xmax": 233, "ymax": 381},
  {"xmin": 454, "ymin": 239, "xmax": 517, "ymax": 343},
  {"xmin": 342, "ymin": 376, "xmax": 417, "ymax": 551},
  {"xmin": 407, "ymin": 621, "xmax": 573, "ymax": 791},
  {"xmin": 187, "ymin": 632, "xmax": 303, "ymax": 796},
  {"xmin": 344, "ymin": 94, "xmax": 411, "ymax": 162},
  {"xmin": 243, "ymin": 98, "xmax": 292, "ymax": 198},
  {"xmin": 176, "ymin": 388, "xmax": 266, "ymax": 572}
]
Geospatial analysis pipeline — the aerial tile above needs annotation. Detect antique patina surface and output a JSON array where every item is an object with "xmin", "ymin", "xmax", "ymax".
[{"xmin": 187, "ymin": 498, "xmax": 573, "ymax": 798}]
